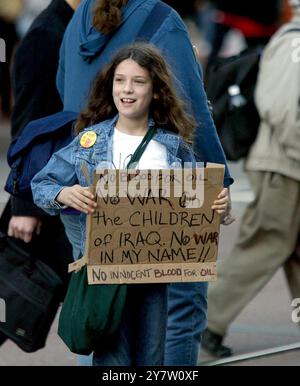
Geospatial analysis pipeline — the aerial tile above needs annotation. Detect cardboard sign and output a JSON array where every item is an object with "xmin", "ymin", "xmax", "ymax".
[{"xmin": 85, "ymin": 163, "xmax": 224, "ymax": 284}]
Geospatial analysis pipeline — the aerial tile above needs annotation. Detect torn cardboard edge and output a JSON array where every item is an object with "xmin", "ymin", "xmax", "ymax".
[{"xmin": 68, "ymin": 255, "xmax": 87, "ymax": 273}]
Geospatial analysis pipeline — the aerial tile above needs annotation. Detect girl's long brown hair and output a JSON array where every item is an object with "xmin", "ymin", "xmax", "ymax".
[
  {"xmin": 93, "ymin": 0, "xmax": 129, "ymax": 35},
  {"xmin": 75, "ymin": 43, "xmax": 196, "ymax": 142}
]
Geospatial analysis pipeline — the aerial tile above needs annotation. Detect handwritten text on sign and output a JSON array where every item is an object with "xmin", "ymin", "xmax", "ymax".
[{"xmin": 85, "ymin": 166, "xmax": 224, "ymax": 284}]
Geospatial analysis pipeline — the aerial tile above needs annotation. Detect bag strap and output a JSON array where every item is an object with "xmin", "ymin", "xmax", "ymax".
[
  {"xmin": 126, "ymin": 126, "xmax": 157, "ymax": 169},
  {"xmin": 137, "ymin": 1, "xmax": 172, "ymax": 41}
]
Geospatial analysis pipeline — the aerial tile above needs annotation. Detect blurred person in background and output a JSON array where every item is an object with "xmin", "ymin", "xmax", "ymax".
[
  {"xmin": 0, "ymin": 0, "xmax": 81, "ymax": 349},
  {"xmin": 163, "ymin": 1, "xmax": 214, "ymax": 60},
  {"xmin": 206, "ymin": 0, "xmax": 283, "ymax": 64},
  {"xmin": 282, "ymin": 0, "xmax": 293, "ymax": 22},
  {"xmin": 202, "ymin": 0, "xmax": 300, "ymax": 359},
  {"xmin": 0, "ymin": 0, "xmax": 23, "ymax": 117},
  {"xmin": 16, "ymin": 0, "xmax": 51, "ymax": 37}
]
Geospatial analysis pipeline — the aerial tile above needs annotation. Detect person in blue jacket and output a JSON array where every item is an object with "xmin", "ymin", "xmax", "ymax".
[{"xmin": 56, "ymin": 0, "xmax": 234, "ymax": 366}]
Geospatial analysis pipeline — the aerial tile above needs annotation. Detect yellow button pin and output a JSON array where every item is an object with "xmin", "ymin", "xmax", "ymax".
[{"xmin": 80, "ymin": 131, "xmax": 97, "ymax": 148}]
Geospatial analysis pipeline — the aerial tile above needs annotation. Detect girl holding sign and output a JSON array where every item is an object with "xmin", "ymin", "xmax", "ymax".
[{"xmin": 31, "ymin": 43, "xmax": 231, "ymax": 365}]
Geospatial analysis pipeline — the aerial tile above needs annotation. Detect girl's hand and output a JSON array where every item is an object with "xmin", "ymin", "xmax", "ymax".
[
  {"xmin": 211, "ymin": 187, "xmax": 235, "ymax": 226},
  {"xmin": 56, "ymin": 185, "xmax": 97, "ymax": 214}
]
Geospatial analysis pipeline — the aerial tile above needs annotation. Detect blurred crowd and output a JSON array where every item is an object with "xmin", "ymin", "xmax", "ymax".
[
  {"xmin": 0, "ymin": 0, "xmax": 51, "ymax": 117},
  {"xmin": 0, "ymin": 0, "xmax": 293, "ymax": 118},
  {"xmin": 0, "ymin": 0, "xmax": 290, "ymax": 117}
]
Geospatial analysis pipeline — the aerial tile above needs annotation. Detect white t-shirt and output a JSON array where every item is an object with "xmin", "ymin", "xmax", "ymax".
[{"xmin": 112, "ymin": 127, "xmax": 168, "ymax": 169}]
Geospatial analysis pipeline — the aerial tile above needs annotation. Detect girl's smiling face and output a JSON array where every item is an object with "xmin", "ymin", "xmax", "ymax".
[{"xmin": 113, "ymin": 58, "xmax": 153, "ymax": 124}]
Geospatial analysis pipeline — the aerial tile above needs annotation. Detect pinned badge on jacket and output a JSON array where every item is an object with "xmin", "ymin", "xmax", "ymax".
[{"xmin": 80, "ymin": 131, "xmax": 97, "ymax": 148}]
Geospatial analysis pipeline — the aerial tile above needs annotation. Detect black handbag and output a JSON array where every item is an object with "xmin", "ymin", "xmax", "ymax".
[{"xmin": 0, "ymin": 231, "xmax": 63, "ymax": 352}]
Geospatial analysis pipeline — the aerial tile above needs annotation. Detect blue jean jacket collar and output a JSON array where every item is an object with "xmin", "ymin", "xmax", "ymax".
[{"xmin": 91, "ymin": 114, "xmax": 180, "ymax": 162}]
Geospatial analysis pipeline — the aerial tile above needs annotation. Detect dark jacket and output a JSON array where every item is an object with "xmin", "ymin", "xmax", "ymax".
[
  {"xmin": 11, "ymin": 0, "xmax": 74, "ymax": 138},
  {"xmin": 10, "ymin": 0, "xmax": 74, "ymax": 216},
  {"xmin": 3, "ymin": 0, "xmax": 74, "ymax": 296}
]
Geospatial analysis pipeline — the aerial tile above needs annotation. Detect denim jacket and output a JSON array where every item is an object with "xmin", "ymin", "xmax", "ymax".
[{"xmin": 31, "ymin": 115, "xmax": 201, "ymax": 254}]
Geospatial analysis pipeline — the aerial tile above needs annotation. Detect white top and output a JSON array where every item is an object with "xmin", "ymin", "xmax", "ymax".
[{"xmin": 112, "ymin": 127, "xmax": 168, "ymax": 169}]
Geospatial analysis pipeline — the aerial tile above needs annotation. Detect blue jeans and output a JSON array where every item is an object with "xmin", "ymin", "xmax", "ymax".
[
  {"xmin": 60, "ymin": 214, "xmax": 82, "ymax": 259},
  {"xmin": 164, "ymin": 282, "xmax": 208, "ymax": 366},
  {"xmin": 93, "ymin": 283, "xmax": 168, "ymax": 366}
]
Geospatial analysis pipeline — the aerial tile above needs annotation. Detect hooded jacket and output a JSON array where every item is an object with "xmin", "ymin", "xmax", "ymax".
[{"xmin": 56, "ymin": 0, "xmax": 233, "ymax": 187}]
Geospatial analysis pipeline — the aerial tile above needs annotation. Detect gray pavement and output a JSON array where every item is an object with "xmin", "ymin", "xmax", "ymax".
[{"xmin": 0, "ymin": 119, "xmax": 299, "ymax": 366}]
